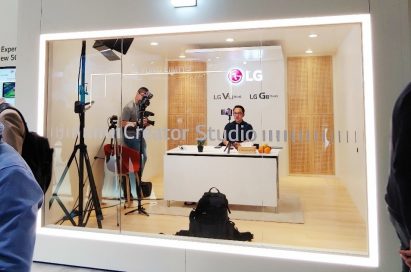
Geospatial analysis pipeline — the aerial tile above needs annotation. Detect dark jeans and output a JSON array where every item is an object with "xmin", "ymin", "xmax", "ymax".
[
  {"xmin": 123, "ymin": 136, "xmax": 147, "ymax": 198},
  {"xmin": 389, "ymin": 214, "xmax": 411, "ymax": 272}
]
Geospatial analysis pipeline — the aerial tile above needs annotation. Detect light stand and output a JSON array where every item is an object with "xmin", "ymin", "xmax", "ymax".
[
  {"xmin": 125, "ymin": 101, "xmax": 149, "ymax": 217},
  {"xmin": 107, "ymin": 117, "xmax": 123, "ymax": 226},
  {"xmin": 49, "ymin": 41, "xmax": 103, "ymax": 228}
]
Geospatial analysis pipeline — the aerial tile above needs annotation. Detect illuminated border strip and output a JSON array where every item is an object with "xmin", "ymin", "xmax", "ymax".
[{"xmin": 37, "ymin": 14, "xmax": 377, "ymax": 267}]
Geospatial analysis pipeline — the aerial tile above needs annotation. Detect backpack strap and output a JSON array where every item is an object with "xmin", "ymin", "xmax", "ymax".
[{"xmin": 209, "ymin": 187, "xmax": 220, "ymax": 193}]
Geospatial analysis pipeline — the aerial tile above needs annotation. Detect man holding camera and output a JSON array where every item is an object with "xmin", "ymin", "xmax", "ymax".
[
  {"xmin": 223, "ymin": 105, "xmax": 254, "ymax": 149},
  {"xmin": 121, "ymin": 87, "xmax": 153, "ymax": 199},
  {"xmin": 121, "ymin": 87, "xmax": 153, "ymax": 175}
]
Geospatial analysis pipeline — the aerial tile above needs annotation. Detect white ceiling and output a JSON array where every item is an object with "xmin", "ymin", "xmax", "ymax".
[{"xmin": 123, "ymin": 23, "xmax": 360, "ymax": 62}]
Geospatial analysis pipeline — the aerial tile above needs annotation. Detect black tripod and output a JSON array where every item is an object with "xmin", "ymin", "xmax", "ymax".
[
  {"xmin": 49, "ymin": 41, "xmax": 103, "ymax": 228},
  {"xmin": 125, "ymin": 103, "xmax": 149, "ymax": 216},
  {"xmin": 224, "ymin": 141, "xmax": 235, "ymax": 154},
  {"xmin": 223, "ymin": 112, "xmax": 233, "ymax": 154}
]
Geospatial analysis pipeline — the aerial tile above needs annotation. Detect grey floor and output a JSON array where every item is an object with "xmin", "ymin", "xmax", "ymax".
[{"xmin": 32, "ymin": 262, "xmax": 118, "ymax": 272}]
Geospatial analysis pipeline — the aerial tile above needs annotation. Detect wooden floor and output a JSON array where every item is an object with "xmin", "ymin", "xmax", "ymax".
[{"xmin": 52, "ymin": 175, "xmax": 368, "ymax": 255}]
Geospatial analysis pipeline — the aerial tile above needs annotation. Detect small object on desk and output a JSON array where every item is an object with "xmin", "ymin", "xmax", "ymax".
[
  {"xmin": 238, "ymin": 146, "xmax": 257, "ymax": 154},
  {"xmin": 197, "ymin": 139, "xmax": 206, "ymax": 152}
]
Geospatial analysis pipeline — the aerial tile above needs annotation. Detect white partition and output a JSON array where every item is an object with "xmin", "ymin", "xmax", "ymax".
[{"xmin": 164, "ymin": 145, "xmax": 279, "ymax": 208}]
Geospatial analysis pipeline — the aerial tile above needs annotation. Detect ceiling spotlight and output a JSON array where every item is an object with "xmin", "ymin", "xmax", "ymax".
[
  {"xmin": 226, "ymin": 38, "xmax": 235, "ymax": 42},
  {"xmin": 150, "ymin": 42, "xmax": 159, "ymax": 46},
  {"xmin": 171, "ymin": 0, "xmax": 197, "ymax": 8},
  {"xmin": 179, "ymin": 54, "xmax": 186, "ymax": 59},
  {"xmin": 308, "ymin": 34, "xmax": 318, "ymax": 38},
  {"xmin": 305, "ymin": 49, "xmax": 313, "ymax": 54}
]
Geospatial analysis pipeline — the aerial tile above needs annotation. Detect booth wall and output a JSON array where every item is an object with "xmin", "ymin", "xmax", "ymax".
[
  {"xmin": 333, "ymin": 25, "xmax": 367, "ymax": 221},
  {"xmin": 15, "ymin": 0, "xmax": 411, "ymax": 271}
]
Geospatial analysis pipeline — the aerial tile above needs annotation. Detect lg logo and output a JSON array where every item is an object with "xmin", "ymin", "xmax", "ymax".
[
  {"xmin": 228, "ymin": 68, "xmax": 263, "ymax": 84},
  {"xmin": 228, "ymin": 69, "xmax": 243, "ymax": 84}
]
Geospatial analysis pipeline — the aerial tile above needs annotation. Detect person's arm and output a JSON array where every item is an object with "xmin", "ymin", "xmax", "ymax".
[
  {"xmin": 0, "ymin": 166, "xmax": 43, "ymax": 271},
  {"xmin": 121, "ymin": 105, "xmax": 137, "ymax": 128},
  {"xmin": 223, "ymin": 123, "xmax": 230, "ymax": 146},
  {"xmin": 247, "ymin": 123, "xmax": 254, "ymax": 141},
  {"xmin": 400, "ymin": 249, "xmax": 411, "ymax": 268},
  {"xmin": 0, "ymin": 109, "xmax": 25, "ymax": 154}
]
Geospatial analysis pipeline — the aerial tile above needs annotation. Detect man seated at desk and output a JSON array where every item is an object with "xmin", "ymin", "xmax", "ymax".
[{"xmin": 223, "ymin": 105, "xmax": 254, "ymax": 149}]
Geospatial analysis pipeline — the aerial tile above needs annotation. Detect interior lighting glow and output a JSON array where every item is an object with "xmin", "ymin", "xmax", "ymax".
[
  {"xmin": 226, "ymin": 38, "xmax": 235, "ymax": 42},
  {"xmin": 171, "ymin": 0, "xmax": 197, "ymax": 8},
  {"xmin": 150, "ymin": 42, "xmax": 159, "ymax": 46},
  {"xmin": 305, "ymin": 49, "xmax": 313, "ymax": 54},
  {"xmin": 308, "ymin": 33, "xmax": 318, "ymax": 38}
]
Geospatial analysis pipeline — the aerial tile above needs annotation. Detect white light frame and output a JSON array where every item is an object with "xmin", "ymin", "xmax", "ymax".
[
  {"xmin": 171, "ymin": 0, "xmax": 197, "ymax": 8},
  {"xmin": 37, "ymin": 14, "xmax": 377, "ymax": 268}
]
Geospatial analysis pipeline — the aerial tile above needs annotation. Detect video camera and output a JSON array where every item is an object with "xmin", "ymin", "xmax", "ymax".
[
  {"xmin": 108, "ymin": 115, "xmax": 118, "ymax": 130},
  {"xmin": 221, "ymin": 108, "xmax": 233, "ymax": 116},
  {"xmin": 143, "ymin": 111, "xmax": 155, "ymax": 126},
  {"xmin": 141, "ymin": 91, "xmax": 154, "ymax": 108}
]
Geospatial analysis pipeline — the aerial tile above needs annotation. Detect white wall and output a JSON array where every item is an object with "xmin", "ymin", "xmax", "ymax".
[
  {"xmin": 207, "ymin": 47, "xmax": 285, "ymax": 145},
  {"xmin": 15, "ymin": 0, "xmax": 411, "ymax": 271},
  {"xmin": 0, "ymin": 0, "xmax": 17, "ymax": 67},
  {"xmin": 333, "ymin": 25, "xmax": 367, "ymax": 221},
  {"xmin": 206, "ymin": 46, "xmax": 288, "ymax": 175}
]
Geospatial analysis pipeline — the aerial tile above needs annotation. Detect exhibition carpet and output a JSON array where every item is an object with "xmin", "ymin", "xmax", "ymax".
[{"xmin": 143, "ymin": 195, "xmax": 304, "ymax": 224}]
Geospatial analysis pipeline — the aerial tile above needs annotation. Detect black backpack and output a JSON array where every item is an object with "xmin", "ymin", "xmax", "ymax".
[
  {"xmin": 0, "ymin": 103, "xmax": 53, "ymax": 193},
  {"xmin": 176, "ymin": 187, "xmax": 253, "ymax": 241}
]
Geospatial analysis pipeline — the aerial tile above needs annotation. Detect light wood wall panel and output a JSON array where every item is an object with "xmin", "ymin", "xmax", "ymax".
[
  {"xmin": 168, "ymin": 61, "xmax": 207, "ymax": 149},
  {"xmin": 288, "ymin": 56, "xmax": 335, "ymax": 175}
]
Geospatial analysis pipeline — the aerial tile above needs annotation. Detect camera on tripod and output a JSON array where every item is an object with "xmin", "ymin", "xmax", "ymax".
[
  {"xmin": 221, "ymin": 108, "xmax": 233, "ymax": 116},
  {"xmin": 110, "ymin": 115, "xmax": 118, "ymax": 125},
  {"xmin": 108, "ymin": 115, "xmax": 118, "ymax": 130}
]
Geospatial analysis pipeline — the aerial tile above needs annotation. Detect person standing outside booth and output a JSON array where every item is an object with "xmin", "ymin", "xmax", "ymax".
[
  {"xmin": 386, "ymin": 82, "xmax": 411, "ymax": 271},
  {"xmin": 0, "ymin": 122, "xmax": 43, "ymax": 271}
]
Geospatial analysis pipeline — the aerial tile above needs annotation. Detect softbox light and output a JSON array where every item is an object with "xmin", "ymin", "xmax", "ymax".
[{"xmin": 93, "ymin": 38, "xmax": 134, "ymax": 61}]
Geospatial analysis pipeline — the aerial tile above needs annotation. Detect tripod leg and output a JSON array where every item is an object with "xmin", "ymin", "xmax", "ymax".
[
  {"xmin": 49, "ymin": 145, "xmax": 81, "ymax": 227},
  {"xmin": 49, "ymin": 145, "xmax": 80, "ymax": 209},
  {"xmin": 125, "ymin": 172, "xmax": 148, "ymax": 216},
  {"xmin": 82, "ymin": 149, "xmax": 103, "ymax": 228},
  {"xmin": 125, "ymin": 175, "xmax": 131, "ymax": 208},
  {"xmin": 55, "ymin": 197, "xmax": 76, "ymax": 225}
]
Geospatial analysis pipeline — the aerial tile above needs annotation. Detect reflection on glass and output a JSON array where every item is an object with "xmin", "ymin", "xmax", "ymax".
[{"xmin": 44, "ymin": 23, "xmax": 368, "ymax": 256}]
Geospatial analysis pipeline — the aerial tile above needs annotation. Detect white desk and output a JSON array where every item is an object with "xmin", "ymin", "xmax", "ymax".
[{"xmin": 164, "ymin": 145, "xmax": 280, "ymax": 210}]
